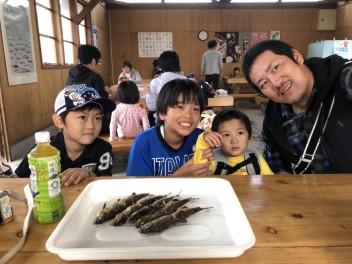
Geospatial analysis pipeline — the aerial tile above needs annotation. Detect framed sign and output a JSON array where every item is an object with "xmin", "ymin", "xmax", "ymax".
[
  {"xmin": 0, "ymin": 0, "xmax": 38, "ymax": 86},
  {"xmin": 138, "ymin": 32, "xmax": 172, "ymax": 58}
]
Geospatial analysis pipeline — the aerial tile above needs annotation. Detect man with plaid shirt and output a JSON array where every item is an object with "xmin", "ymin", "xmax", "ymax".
[{"xmin": 243, "ymin": 40, "xmax": 352, "ymax": 174}]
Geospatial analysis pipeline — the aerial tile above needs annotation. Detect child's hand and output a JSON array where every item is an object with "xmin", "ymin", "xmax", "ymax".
[
  {"xmin": 61, "ymin": 168, "xmax": 92, "ymax": 186},
  {"xmin": 173, "ymin": 159, "xmax": 210, "ymax": 176},
  {"xmin": 203, "ymin": 131, "xmax": 223, "ymax": 148}
]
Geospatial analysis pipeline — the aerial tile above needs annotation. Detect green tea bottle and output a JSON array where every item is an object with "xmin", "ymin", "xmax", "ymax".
[{"xmin": 28, "ymin": 131, "xmax": 65, "ymax": 224}]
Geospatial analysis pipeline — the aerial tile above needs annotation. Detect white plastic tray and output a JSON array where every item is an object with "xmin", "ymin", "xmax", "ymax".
[{"xmin": 46, "ymin": 178, "xmax": 255, "ymax": 261}]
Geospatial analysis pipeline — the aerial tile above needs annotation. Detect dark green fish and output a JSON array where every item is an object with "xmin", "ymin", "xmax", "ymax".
[
  {"xmin": 138, "ymin": 206, "xmax": 212, "ymax": 234},
  {"xmin": 93, "ymin": 192, "xmax": 149, "ymax": 225}
]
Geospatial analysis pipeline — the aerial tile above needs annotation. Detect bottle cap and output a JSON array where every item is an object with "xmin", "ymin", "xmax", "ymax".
[{"xmin": 35, "ymin": 131, "xmax": 50, "ymax": 143}]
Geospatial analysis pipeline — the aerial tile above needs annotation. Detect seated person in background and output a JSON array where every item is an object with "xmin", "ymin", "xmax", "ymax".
[
  {"xmin": 152, "ymin": 59, "xmax": 163, "ymax": 78},
  {"xmin": 193, "ymin": 109, "xmax": 273, "ymax": 175},
  {"xmin": 118, "ymin": 60, "xmax": 143, "ymax": 84},
  {"xmin": 66, "ymin": 44, "xmax": 111, "ymax": 134},
  {"xmin": 146, "ymin": 51, "xmax": 187, "ymax": 126},
  {"xmin": 229, "ymin": 67, "xmax": 240, "ymax": 78},
  {"xmin": 109, "ymin": 81, "xmax": 150, "ymax": 141},
  {"xmin": 127, "ymin": 79, "xmax": 214, "ymax": 176},
  {"xmin": 15, "ymin": 84, "xmax": 116, "ymax": 186}
]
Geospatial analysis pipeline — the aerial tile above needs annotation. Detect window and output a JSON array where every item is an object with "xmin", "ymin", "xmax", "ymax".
[
  {"xmin": 35, "ymin": 0, "xmax": 89, "ymax": 67},
  {"xmin": 77, "ymin": 2, "xmax": 87, "ymax": 45}
]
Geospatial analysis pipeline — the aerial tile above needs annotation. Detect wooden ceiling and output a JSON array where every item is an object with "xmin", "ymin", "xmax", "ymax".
[{"xmin": 102, "ymin": 0, "xmax": 347, "ymax": 10}]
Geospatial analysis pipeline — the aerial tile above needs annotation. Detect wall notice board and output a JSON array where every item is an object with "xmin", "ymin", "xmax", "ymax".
[{"xmin": 138, "ymin": 32, "xmax": 172, "ymax": 58}]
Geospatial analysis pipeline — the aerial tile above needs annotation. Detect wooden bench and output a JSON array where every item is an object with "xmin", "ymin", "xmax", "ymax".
[
  {"xmin": 255, "ymin": 95, "xmax": 270, "ymax": 112},
  {"xmin": 207, "ymin": 96, "xmax": 234, "ymax": 113},
  {"xmin": 207, "ymin": 96, "xmax": 234, "ymax": 107},
  {"xmin": 100, "ymin": 134, "xmax": 135, "ymax": 153},
  {"xmin": 230, "ymin": 93, "xmax": 257, "ymax": 104}
]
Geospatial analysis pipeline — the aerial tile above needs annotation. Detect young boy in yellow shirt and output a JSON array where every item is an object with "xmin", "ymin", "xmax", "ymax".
[{"xmin": 194, "ymin": 109, "xmax": 273, "ymax": 175}]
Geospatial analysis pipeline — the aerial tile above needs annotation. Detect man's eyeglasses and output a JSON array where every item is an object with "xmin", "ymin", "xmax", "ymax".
[{"xmin": 97, "ymin": 59, "xmax": 103, "ymax": 66}]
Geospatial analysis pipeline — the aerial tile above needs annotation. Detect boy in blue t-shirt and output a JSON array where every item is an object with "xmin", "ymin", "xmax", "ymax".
[{"xmin": 127, "ymin": 79, "xmax": 213, "ymax": 176}]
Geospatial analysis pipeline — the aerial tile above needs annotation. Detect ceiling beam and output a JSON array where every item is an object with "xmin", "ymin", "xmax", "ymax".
[{"xmin": 72, "ymin": 0, "xmax": 101, "ymax": 24}]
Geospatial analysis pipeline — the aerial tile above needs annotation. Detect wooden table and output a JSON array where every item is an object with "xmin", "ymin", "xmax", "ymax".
[
  {"xmin": 2, "ymin": 174, "xmax": 352, "ymax": 263},
  {"xmin": 222, "ymin": 77, "xmax": 253, "ymax": 95},
  {"xmin": 223, "ymin": 77, "xmax": 248, "ymax": 84},
  {"xmin": 99, "ymin": 135, "xmax": 135, "ymax": 153},
  {"xmin": 110, "ymin": 79, "xmax": 152, "ymax": 93}
]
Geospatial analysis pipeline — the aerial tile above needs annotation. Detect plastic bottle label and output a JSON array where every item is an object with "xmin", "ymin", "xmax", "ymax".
[
  {"xmin": 28, "ymin": 154, "xmax": 65, "ymax": 224},
  {"xmin": 29, "ymin": 157, "xmax": 61, "ymax": 198}
]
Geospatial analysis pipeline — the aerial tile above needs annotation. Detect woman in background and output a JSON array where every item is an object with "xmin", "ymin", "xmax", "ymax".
[
  {"xmin": 109, "ymin": 81, "xmax": 149, "ymax": 141},
  {"xmin": 118, "ymin": 60, "xmax": 143, "ymax": 84}
]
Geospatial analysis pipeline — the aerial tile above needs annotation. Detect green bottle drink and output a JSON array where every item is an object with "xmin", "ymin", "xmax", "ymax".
[{"xmin": 28, "ymin": 131, "xmax": 65, "ymax": 224}]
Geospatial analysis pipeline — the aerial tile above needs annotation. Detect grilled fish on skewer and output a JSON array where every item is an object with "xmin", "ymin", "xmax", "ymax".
[
  {"xmin": 111, "ymin": 194, "xmax": 167, "ymax": 226},
  {"xmin": 139, "ymin": 206, "xmax": 212, "ymax": 234},
  {"xmin": 93, "ymin": 192, "xmax": 149, "ymax": 225},
  {"xmin": 127, "ymin": 193, "xmax": 180, "ymax": 224},
  {"xmin": 135, "ymin": 197, "xmax": 195, "ymax": 228}
]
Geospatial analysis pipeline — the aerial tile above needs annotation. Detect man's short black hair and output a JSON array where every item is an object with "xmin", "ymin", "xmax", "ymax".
[
  {"xmin": 208, "ymin": 40, "xmax": 217, "ymax": 49},
  {"xmin": 242, "ymin": 40, "xmax": 296, "ymax": 92},
  {"xmin": 156, "ymin": 79, "xmax": 205, "ymax": 126},
  {"xmin": 117, "ymin": 81, "xmax": 140, "ymax": 104},
  {"xmin": 158, "ymin": 51, "xmax": 181, "ymax": 72},
  {"xmin": 211, "ymin": 109, "xmax": 252, "ymax": 140},
  {"xmin": 77, "ymin": 44, "xmax": 101, "ymax": 65}
]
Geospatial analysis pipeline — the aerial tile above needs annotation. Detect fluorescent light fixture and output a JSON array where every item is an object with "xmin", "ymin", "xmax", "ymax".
[
  {"xmin": 231, "ymin": 0, "xmax": 278, "ymax": 2},
  {"xmin": 165, "ymin": 0, "xmax": 213, "ymax": 2},
  {"xmin": 281, "ymin": 0, "xmax": 322, "ymax": 2},
  {"xmin": 113, "ymin": 0, "xmax": 161, "ymax": 3}
]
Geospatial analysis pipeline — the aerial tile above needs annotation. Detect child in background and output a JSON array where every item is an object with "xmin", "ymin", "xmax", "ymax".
[
  {"xmin": 118, "ymin": 60, "xmax": 143, "ymax": 84},
  {"xmin": 15, "ymin": 84, "xmax": 116, "ymax": 186},
  {"xmin": 229, "ymin": 67, "xmax": 240, "ymax": 78},
  {"xmin": 194, "ymin": 109, "xmax": 273, "ymax": 175},
  {"xmin": 109, "ymin": 81, "xmax": 149, "ymax": 140},
  {"xmin": 152, "ymin": 59, "xmax": 163, "ymax": 78},
  {"xmin": 127, "ymin": 79, "xmax": 214, "ymax": 176}
]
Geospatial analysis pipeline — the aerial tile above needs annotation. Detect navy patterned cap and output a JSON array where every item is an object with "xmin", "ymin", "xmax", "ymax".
[{"xmin": 54, "ymin": 84, "xmax": 116, "ymax": 115}]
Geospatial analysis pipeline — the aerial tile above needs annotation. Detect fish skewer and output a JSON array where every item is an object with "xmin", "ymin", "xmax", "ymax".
[
  {"xmin": 111, "ymin": 194, "xmax": 167, "ymax": 226},
  {"xmin": 127, "ymin": 192, "xmax": 180, "ymax": 224},
  {"xmin": 134, "ymin": 197, "xmax": 196, "ymax": 228},
  {"xmin": 138, "ymin": 206, "xmax": 212, "ymax": 234},
  {"xmin": 93, "ymin": 192, "xmax": 149, "ymax": 225}
]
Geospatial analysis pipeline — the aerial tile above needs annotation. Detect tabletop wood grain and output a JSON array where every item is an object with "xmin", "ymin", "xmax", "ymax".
[
  {"xmin": 223, "ymin": 77, "xmax": 248, "ymax": 84},
  {"xmin": 1, "ymin": 174, "xmax": 352, "ymax": 264}
]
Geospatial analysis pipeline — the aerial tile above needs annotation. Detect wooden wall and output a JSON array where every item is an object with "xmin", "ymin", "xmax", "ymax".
[{"xmin": 109, "ymin": 7, "xmax": 338, "ymax": 84}]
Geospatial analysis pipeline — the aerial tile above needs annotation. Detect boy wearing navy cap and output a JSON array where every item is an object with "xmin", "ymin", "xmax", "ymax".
[{"xmin": 15, "ymin": 84, "xmax": 116, "ymax": 186}]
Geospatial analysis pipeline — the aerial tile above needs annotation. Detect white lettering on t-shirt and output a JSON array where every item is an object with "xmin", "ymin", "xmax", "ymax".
[
  {"xmin": 152, "ymin": 154, "xmax": 193, "ymax": 175},
  {"xmin": 98, "ymin": 152, "xmax": 112, "ymax": 171}
]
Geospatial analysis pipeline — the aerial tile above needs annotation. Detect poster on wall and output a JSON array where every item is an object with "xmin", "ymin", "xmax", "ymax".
[
  {"xmin": 251, "ymin": 31, "xmax": 270, "ymax": 46},
  {"xmin": 215, "ymin": 32, "xmax": 227, "ymax": 63},
  {"xmin": 0, "ymin": 0, "xmax": 38, "ymax": 86},
  {"xmin": 270, "ymin": 31, "xmax": 281, "ymax": 40},
  {"xmin": 138, "ymin": 32, "xmax": 172, "ymax": 58},
  {"xmin": 224, "ymin": 32, "xmax": 239, "ymax": 63},
  {"xmin": 239, "ymin": 32, "xmax": 251, "ymax": 62}
]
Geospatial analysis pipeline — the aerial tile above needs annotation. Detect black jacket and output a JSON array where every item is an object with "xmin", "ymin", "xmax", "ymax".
[
  {"xmin": 264, "ymin": 55, "xmax": 352, "ymax": 173},
  {"xmin": 66, "ymin": 64, "xmax": 109, "ymax": 98}
]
